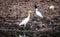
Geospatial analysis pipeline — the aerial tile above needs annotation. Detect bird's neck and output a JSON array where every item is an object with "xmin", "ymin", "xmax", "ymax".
[
  {"xmin": 36, "ymin": 8, "xmax": 38, "ymax": 11},
  {"xmin": 28, "ymin": 12, "xmax": 30, "ymax": 18}
]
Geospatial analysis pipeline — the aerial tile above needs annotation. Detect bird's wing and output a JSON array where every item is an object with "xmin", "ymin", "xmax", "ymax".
[
  {"xmin": 36, "ymin": 11, "xmax": 43, "ymax": 18},
  {"xmin": 19, "ymin": 17, "xmax": 29, "ymax": 25}
]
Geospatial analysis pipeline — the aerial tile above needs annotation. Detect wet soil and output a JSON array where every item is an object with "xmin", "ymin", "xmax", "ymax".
[{"xmin": 0, "ymin": 0, "xmax": 60, "ymax": 37}]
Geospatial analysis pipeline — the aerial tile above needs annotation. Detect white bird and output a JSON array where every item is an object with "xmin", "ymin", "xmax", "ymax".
[
  {"xmin": 19, "ymin": 10, "xmax": 31, "ymax": 27},
  {"xmin": 35, "ymin": 8, "xmax": 43, "ymax": 18}
]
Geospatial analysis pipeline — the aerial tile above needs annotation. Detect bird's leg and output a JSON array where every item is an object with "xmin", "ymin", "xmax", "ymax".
[
  {"xmin": 24, "ymin": 25, "xmax": 26, "ymax": 30},
  {"xmin": 23, "ymin": 25, "xmax": 26, "ymax": 37}
]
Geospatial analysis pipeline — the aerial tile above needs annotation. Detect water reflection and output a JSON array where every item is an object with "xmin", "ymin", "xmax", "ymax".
[
  {"xmin": 19, "ymin": 34, "xmax": 29, "ymax": 37},
  {"xmin": 19, "ymin": 33, "xmax": 33, "ymax": 37},
  {"xmin": 19, "ymin": 35, "xmax": 26, "ymax": 37}
]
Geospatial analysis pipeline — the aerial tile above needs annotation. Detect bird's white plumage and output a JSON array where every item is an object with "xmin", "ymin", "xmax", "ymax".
[
  {"xmin": 36, "ymin": 8, "xmax": 43, "ymax": 18},
  {"xmin": 19, "ymin": 10, "xmax": 31, "ymax": 27},
  {"xmin": 19, "ymin": 16, "xmax": 30, "ymax": 27}
]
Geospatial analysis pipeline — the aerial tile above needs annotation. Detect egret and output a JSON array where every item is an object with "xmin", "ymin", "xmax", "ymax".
[
  {"xmin": 19, "ymin": 10, "xmax": 32, "ymax": 27},
  {"xmin": 35, "ymin": 8, "xmax": 43, "ymax": 18}
]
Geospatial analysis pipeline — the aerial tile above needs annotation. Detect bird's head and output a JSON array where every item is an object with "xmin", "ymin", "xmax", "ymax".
[{"xmin": 27, "ymin": 9, "xmax": 32, "ymax": 17}]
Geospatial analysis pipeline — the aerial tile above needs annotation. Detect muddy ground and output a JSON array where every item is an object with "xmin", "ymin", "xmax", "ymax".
[{"xmin": 0, "ymin": 0, "xmax": 60, "ymax": 37}]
